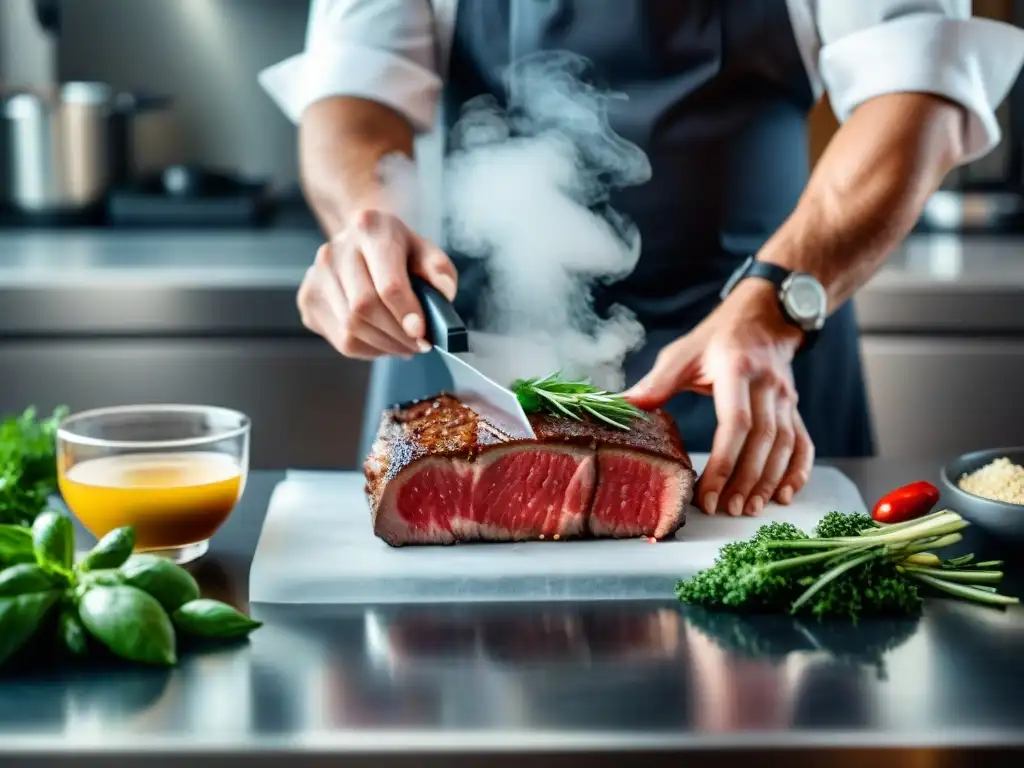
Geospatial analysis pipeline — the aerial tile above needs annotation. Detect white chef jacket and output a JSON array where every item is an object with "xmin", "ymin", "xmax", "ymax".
[{"xmin": 259, "ymin": 0, "xmax": 1024, "ymax": 166}]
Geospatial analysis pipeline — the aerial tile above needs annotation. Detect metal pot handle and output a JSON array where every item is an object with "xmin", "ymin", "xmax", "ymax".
[
  {"xmin": 33, "ymin": 0, "xmax": 60, "ymax": 35},
  {"xmin": 112, "ymin": 92, "xmax": 174, "ymax": 116},
  {"xmin": 108, "ymin": 93, "xmax": 174, "ymax": 187}
]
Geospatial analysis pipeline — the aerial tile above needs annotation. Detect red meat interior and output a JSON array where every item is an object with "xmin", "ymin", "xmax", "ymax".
[
  {"xmin": 589, "ymin": 450, "xmax": 668, "ymax": 536},
  {"xmin": 472, "ymin": 450, "xmax": 589, "ymax": 537},
  {"xmin": 394, "ymin": 448, "xmax": 592, "ymax": 538},
  {"xmin": 394, "ymin": 462, "xmax": 470, "ymax": 534}
]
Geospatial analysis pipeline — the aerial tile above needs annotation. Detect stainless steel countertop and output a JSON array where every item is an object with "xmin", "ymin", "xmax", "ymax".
[
  {"xmin": 0, "ymin": 230, "xmax": 1021, "ymax": 335},
  {"xmin": 0, "ymin": 461, "xmax": 1021, "ymax": 766}
]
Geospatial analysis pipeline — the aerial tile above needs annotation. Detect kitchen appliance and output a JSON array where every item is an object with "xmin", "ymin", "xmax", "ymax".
[
  {"xmin": 0, "ymin": 82, "xmax": 170, "ymax": 223},
  {"xmin": 107, "ymin": 164, "xmax": 272, "ymax": 228},
  {"xmin": 248, "ymin": 454, "xmax": 866, "ymax": 605},
  {"xmin": 412, "ymin": 276, "xmax": 536, "ymax": 440}
]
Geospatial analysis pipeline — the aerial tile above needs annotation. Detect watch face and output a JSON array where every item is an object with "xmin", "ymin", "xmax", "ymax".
[{"xmin": 782, "ymin": 274, "xmax": 826, "ymax": 328}]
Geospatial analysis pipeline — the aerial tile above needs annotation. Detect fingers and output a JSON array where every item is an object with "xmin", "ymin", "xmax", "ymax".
[
  {"xmin": 697, "ymin": 355, "xmax": 752, "ymax": 516},
  {"xmin": 621, "ymin": 338, "xmax": 705, "ymax": 410},
  {"xmin": 775, "ymin": 408, "xmax": 814, "ymax": 504},
  {"xmin": 336, "ymin": 238, "xmax": 424, "ymax": 356},
  {"xmin": 410, "ymin": 238, "xmax": 458, "ymax": 302},
  {"xmin": 719, "ymin": 379, "xmax": 777, "ymax": 517},
  {"xmin": 297, "ymin": 211, "xmax": 462, "ymax": 362},
  {"xmin": 355, "ymin": 210, "xmax": 428, "ymax": 343},
  {"xmin": 749, "ymin": 394, "xmax": 797, "ymax": 510},
  {"xmin": 298, "ymin": 241, "xmax": 415, "ymax": 359}
]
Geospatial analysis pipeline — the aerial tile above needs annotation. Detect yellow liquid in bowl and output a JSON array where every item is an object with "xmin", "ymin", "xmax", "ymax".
[{"xmin": 59, "ymin": 451, "xmax": 244, "ymax": 551}]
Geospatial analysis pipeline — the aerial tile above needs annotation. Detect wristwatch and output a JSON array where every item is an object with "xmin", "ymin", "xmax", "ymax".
[{"xmin": 720, "ymin": 256, "xmax": 827, "ymax": 352}]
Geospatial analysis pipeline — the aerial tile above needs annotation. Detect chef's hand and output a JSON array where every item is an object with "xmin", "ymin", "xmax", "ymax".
[
  {"xmin": 297, "ymin": 209, "xmax": 458, "ymax": 360},
  {"xmin": 622, "ymin": 279, "xmax": 814, "ymax": 516}
]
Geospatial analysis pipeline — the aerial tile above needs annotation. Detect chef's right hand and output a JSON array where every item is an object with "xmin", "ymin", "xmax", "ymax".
[{"xmin": 298, "ymin": 209, "xmax": 459, "ymax": 360}]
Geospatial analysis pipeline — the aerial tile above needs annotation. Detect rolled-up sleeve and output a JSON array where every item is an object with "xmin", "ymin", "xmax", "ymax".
[
  {"xmin": 790, "ymin": 0, "xmax": 1024, "ymax": 164},
  {"xmin": 257, "ymin": 0, "xmax": 441, "ymax": 133}
]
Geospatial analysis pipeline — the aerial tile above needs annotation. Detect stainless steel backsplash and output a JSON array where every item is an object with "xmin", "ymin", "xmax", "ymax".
[{"xmin": 52, "ymin": 0, "xmax": 311, "ymax": 188}]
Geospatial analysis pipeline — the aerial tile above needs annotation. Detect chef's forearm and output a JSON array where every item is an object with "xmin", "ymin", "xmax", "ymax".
[
  {"xmin": 299, "ymin": 97, "xmax": 416, "ymax": 237},
  {"xmin": 756, "ymin": 92, "xmax": 967, "ymax": 310}
]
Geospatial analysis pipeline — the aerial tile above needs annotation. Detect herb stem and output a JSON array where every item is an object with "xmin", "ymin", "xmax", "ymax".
[
  {"xmin": 973, "ymin": 560, "xmax": 1004, "ymax": 569},
  {"xmin": 907, "ymin": 572, "xmax": 1020, "ymax": 607},
  {"xmin": 858, "ymin": 509, "xmax": 953, "ymax": 537},
  {"xmin": 790, "ymin": 549, "xmax": 884, "ymax": 614},
  {"xmin": 899, "ymin": 565, "xmax": 1004, "ymax": 585},
  {"xmin": 894, "ymin": 533, "xmax": 963, "ymax": 557}
]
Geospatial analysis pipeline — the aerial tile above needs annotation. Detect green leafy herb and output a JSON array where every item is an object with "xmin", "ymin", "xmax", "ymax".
[
  {"xmin": 120, "ymin": 554, "xmax": 200, "ymax": 612},
  {"xmin": 0, "ymin": 511, "xmax": 261, "ymax": 671},
  {"xmin": 79, "ymin": 527, "xmax": 136, "ymax": 572},
  {"xmin": 58, "ymin": 605, "xmax": 89, "ymax": 658},
  {"xmin": 0, "ymin": 525, "xmax": 34, "ymax": 567},
  {"xmin": 32, "ymin": 510, "xmax": 74, "ymax": 572},
  {"xmin": 78, "ymin": 569, "xmax": 127, "ymax": 592},
  {"xmin": 172, "ymin": 598, "xmax": 262, "ymax": 640},
  {"xmin": 0, "ymin": 589, "xmax": 62, "ymax": 665},
  {"xmin": 512, "ymin": 372, "xmax": 648, "ymax": 430},
  {"xmin": 0, "ymin": 563, "xmax": 62, "ymax": 596},
  {"xmin": 676, "ymin": 510, "xmax": 1018, "ymax": 620},
  {"xmin": 78, "ymin": 586, "xmax": 177, "ymax": 667},
  {"xmin": 0, "ymin": 406, "xmax": 67, "ymax": 527}
]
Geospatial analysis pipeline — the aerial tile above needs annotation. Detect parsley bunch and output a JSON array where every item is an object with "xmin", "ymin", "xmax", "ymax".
[{"xmin": 0, "ymin": 406, "xmax": 68, "ymax": 527}]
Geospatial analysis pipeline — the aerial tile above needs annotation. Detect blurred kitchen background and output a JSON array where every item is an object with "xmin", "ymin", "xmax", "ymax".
[{"xmin": 0, "ymin": 0, "xmax": 1021, "ymax": 470}]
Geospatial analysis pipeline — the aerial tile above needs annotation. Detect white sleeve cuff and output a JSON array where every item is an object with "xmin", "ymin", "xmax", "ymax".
[
  {"xmin": 257, "ymin": 44, "xmax": 442, "ymax": 133},
  {"xmin": 820, "ymin": 15, "xmax": 1024, "ymax": 165}
]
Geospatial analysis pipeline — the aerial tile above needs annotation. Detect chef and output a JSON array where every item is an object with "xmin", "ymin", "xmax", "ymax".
[{"xmin": 260, "ymin": 0, "xmax": 1024, "ymax": 517}]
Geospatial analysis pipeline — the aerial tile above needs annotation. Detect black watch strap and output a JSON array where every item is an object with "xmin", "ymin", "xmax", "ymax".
[{"xmin": 720, "ymin": 256, "xmax": 819, "ymax": 354}]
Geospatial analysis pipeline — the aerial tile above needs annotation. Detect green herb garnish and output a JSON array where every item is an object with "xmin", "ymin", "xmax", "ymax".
[
  {"xmin": 512, "ymin": 372, "xmax": 648, "ymax": 430},
  {"xmin": 0, "ymin": 406, "xmax": 68, "ymax": 527},
  {"xmin": 675, "ymin": 510, "xmax": 1018, "ymax": 621},
  {"xmin": 0, "ymin": 514, "xmax": 261, "ymax": 670}
]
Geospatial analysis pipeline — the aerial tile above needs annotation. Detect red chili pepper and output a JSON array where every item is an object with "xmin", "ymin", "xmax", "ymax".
[{"xmin": 872, "ymin": 481, "xmax": 940, "ymax": 525}]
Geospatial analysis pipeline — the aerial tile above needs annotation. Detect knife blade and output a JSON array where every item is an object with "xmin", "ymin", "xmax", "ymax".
[{"xmin": 411, "ymin": 276, "xmax": 537, "ymax": 440}]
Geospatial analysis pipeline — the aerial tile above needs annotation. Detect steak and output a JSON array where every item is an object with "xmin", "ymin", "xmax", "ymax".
[{"xmin": 364, "ymin": 394, "xmax": 697, "ymax": 547}]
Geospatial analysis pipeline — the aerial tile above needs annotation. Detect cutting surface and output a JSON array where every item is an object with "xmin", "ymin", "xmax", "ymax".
[{"xmin": 249, "ymin": 454, "xmax": 866, "ymax": 605}]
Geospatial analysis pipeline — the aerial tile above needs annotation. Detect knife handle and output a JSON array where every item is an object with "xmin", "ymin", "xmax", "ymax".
[{"xmin": 410, "ymin": 275, "xmax": 469, "ymax": 354}]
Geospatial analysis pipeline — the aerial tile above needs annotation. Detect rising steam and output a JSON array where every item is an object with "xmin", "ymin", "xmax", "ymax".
[{"xmin": 386, "ymin": 51, "xmax": 652, "ymax": 390}]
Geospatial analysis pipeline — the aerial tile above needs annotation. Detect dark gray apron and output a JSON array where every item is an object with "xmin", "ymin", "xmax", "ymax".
[{"xmin": 360, "ymin": 0, "xmax": 875, "ymax": 461}]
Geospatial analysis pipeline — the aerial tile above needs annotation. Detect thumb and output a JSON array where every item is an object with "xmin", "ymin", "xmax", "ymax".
[
  {"xmin": 621, "ymin": 339, "xmax": 701, "ymax": 409},
  {"xmin": 410, "ymin": 239, "xmax": 458, "ymax": 302}
]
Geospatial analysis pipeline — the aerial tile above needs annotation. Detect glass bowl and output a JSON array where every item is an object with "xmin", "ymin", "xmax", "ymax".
[{"xmin": 56, "ymin": 404, "xmax": 250, "ymax": 564}]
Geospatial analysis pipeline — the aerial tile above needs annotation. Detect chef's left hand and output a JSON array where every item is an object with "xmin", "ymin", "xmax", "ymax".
[{"xmin": 622, "ymin": 279, "xmax": 814, "ymax": 516}]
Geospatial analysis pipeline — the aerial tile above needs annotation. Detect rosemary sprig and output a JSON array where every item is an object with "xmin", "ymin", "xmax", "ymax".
[{"xmin": 511, "ymin": 371, "xmax": 649, "ymax": 431}]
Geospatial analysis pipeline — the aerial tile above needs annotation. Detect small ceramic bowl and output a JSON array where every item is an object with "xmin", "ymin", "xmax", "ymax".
[{"xmin": 939, "ymin": 447, "xmax": 1024, "ymax": 542}]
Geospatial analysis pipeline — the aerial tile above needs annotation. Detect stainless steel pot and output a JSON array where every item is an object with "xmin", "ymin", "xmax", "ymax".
[{"xmin": 1, "ymin": 82, "xmax": 170, "ymax": 216}]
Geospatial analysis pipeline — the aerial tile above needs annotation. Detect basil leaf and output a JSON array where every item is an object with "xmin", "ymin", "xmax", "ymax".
[
  {"xmin": 0, "ymin": 590, "xmax": 61, "ymax": 666},
  {"xmin": 172, "ymin": 599, "xmax": 262, "ymax": 639},
  {"xmin": 119, "ymin": 554, "xmax": 199, "ymax": 612},
  {"xmin": 79, "ymin": 527, "xmax": 135, "ymax": 572},
  {"xmin": 0, "ymin": 525, "xmax": 34, "ymax": 567},
  {"xmin": 32, "ymin": 511, "xmax": 74, "ymax": 571},
  {"xmin": 58, "ymin": 605, "xmax": 89, "ymax": 658},
  {"xmin": 81, "ymin": 568, "xmax": 127, "ymax": 587},
  {"xmin": 0, "ymin": 563, "xmax": 61, "ymax": 596},
  {"xmin": 78, "ymin": 586, "xmax": 177, "ymax": 666}
]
